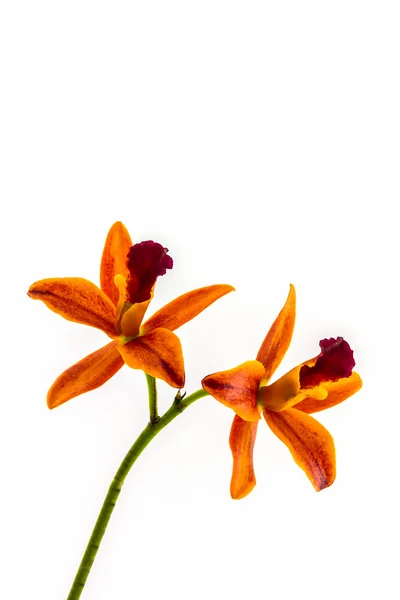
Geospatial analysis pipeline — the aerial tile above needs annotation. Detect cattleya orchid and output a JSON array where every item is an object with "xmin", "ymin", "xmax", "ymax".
[
  {"xmin": 28, "ymin": 221, "xmax": 233, "ymax": 408},
  {"xmin": 202, "ymin": 285, "xmax": 362, "ymax": 499}
]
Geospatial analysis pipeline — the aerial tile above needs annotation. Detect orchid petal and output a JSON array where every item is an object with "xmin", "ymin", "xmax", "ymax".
[
  {"xmin": 118, "ymin": 328, "xmax": 185, "ymax": 388},
  {"xmin": 264, "ymin": 407, "xmax": 336, "ymax": 491},
  {"xmin": 100, "ymin": 221, "xmax": 132, "ymax": 306},
  {"xmin": 229, "ymin": 415, "xmax": 258, "ymax": 499},
  {"xmin": 125, "ymin": 241, "xmax": 172, "ymax": 304},
  {"xmin": 202, "ymin": 361, "xmax": 265, "ymax": 422},
  {"xmin": 47, "ymin": 342, "xmax": 124, "ymax": 408},
  {"xmin": 299, "ymin": 337, "xmax": 355, "ymax": 388},
  {"xmin": 28, "ymin": 277, "xmax": 116, "ymax": 337},
  {"xmin": 256, "ymin": 285, "xmax": 296, "ymax": 383},
  {"xmin": 141, "ymin": 284, "xmax": 235, "ymax": 334},
  {"xmin": 295, "ymin": 372, "xmax": 362, "ymax": 414}
]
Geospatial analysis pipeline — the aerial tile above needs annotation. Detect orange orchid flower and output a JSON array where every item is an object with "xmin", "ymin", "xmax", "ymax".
[
  {"xmin": 202, "ymin": 285, "xmax": 362, "ymax": 499},
  {"xmin": 29, "ymin": 222, "xmax": 234, "ymax": 409}
]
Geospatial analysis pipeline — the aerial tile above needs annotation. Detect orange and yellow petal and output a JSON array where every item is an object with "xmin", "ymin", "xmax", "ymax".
[
  {"xmin": 28, "ymin": 277, "xmax": 117, "ymax": 337},
  {"xmin": 259, "ymin": 364, "xmax": 327, "ymax": 412},
  {"xmin": 117, "ymin": 327, "xmax": 185, "ymax": 388},
  {"xmin": 47, "ymin": 342, "xmax": 124, "ymax": 409},
  {"xmin": 100, "ymin": 221, "xmax": 132, "ymax": 307},
  {"xmin": 202, "ymin": 361, "xmax": 265, "ymax": 422},
  {"xmin": 229, "ymin": 415, "xmax": 258, "ymax": 499},
  {"xmin": 141, "ymin": 284, "xmax": 235, "ymax": 334},
  {"xmin": 263, "ymin": 408, "xmax": 336, "ymax": 491},
  {"xmin": 295, "ymin": 372, "xmax": 362, "ymax": 414},
  {"xmin": 256, "ymin": 284, "xmax": 296, "ymax": 383}
]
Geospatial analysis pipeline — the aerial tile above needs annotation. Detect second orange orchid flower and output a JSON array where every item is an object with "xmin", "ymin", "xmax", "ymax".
[
  {"xmin": 28, "ymin": 222, "xmax": 234, "ymax": 408},
  {"xmin": 202, "ymin": 285, "xmax": 362, "ymax": 499}
]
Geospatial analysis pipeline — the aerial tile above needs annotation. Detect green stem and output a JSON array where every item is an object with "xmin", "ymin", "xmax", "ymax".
[
  {"xmin": 66, "ymin": 388, "xmax": 209, "ymax": 600},
  {"xmin": 145, "ymin": 374, "xmax": 158, "ymax": 423}
]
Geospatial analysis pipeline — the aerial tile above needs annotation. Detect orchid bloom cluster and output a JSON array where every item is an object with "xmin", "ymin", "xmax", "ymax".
[{"xmin": 29, "ymin": 222, "xmax": 362, "ymax": 499}]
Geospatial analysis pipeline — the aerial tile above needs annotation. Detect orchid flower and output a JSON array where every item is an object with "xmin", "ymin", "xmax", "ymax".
[
  {"xmin": 202, "ymin": 285, "xmax": 362, "ymax": 498},
  {"xmin": 28, "ymin": 221, "xmax": 233, "ymax": 408}
]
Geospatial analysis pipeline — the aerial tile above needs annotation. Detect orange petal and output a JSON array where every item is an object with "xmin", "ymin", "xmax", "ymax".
[
  {"xmin": 28, "ymin": 278, "xmax": 116, "ymax": 337},
  {"xmin": 256, "ymin": 284, "xmax": 296, "ymax": 383},
  {"xmin": 47, "ymin": 342, "xmax": 124, "ymax": 409},
  {"xmin": 100, "ymin": 221, "xmax": 132, "ymax": 306},
  {"xmin": 117, "ymin": 327, "xmax": 185, "ymax": 388},
  {"xmin": 141, "ymin": 284, "xmax": 235, "ymax": 334},
  {"xmin": 229, "ymin": 415, "xmax": 258, "ymax": 499},
  {"xmin": 295, "ymin": 372, "xmax": 362, "ymax": 414},
  {"xmin": 201, "ymin": 361, "xmax": 265, "ymax": 422},
  {"xmin": 264, "ymin": 408, "xmax": 336, "ymax": 491}
]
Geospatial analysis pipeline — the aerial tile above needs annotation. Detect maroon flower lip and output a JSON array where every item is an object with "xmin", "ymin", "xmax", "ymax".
[
  {"xmin": 299, "ymin": 337, "xmax": 355, "ymax": 389},
  {"xmin": 126, "ymin": 241, "xmax": 173, "ymax": 304}
]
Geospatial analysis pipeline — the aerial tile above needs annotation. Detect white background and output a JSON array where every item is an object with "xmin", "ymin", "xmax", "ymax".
[{"xmin": 1, "ymin": 2, "xmax": 399, "ymax": 599}]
